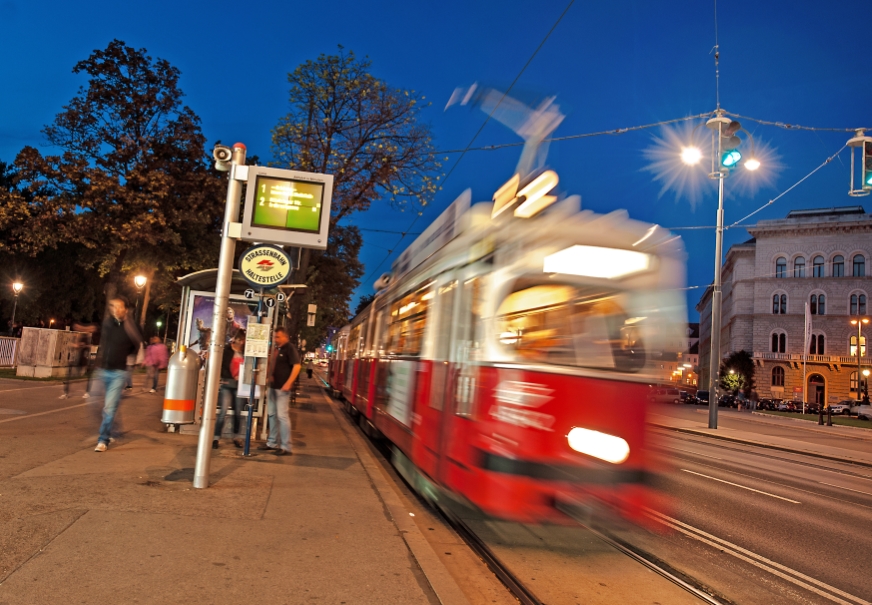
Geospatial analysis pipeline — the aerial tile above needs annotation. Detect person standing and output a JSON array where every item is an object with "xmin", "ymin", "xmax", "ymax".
[
  {"xmin": 94, "ymin": 296, "xmax": 142, "ymax": 452},
  {"xmin": 143, "ymin": 336, "xmax": 169, "ymax": 393},
  {"xmin": 214, "ymin": 331, "xmax": 246, "ymax": 449},
  {"xmin": 259, "ymin": 327, "xmax": 300, "ymax": 456}
]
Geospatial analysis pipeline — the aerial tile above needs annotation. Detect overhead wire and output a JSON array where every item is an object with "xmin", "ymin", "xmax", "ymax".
[{"xmin": 361, "ymin": 0, "xmax": 577, "ymax": 286}]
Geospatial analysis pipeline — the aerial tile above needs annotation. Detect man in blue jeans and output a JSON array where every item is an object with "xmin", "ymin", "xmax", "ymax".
[
  {"xmin": 259, "ymin": 327, "xmax": 301, "ymax": 456},
  {"xmin": 94, "ymin": 296, "xmax": 142, "ymax": 452}
]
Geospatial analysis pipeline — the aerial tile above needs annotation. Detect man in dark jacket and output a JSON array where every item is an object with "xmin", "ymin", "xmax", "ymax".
[{"xmin": 95, "ymin": 296, "xmax": 142, "ymax": 452}]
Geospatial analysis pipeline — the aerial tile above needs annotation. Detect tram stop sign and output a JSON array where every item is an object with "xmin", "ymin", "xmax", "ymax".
[
  {"xmin": 240, "ymin": 166, "xmax": 333, "ymax": 250},
  {"xmin": 239, "ymin": 244, "xmax": 292, "ymax": 289}
]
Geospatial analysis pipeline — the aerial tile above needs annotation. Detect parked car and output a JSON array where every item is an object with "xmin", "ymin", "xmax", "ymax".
[
  {"xmin": 757, "ymin": 399, "xmax": 778, "ymax": 411},
  {"xmin": 649, "ymin": 388, "xmax": 682, "ymax": 404},
  {"xmin": 684, "ymin": 395, "xmax": 701, "ymax": 405},
  {"xmin": 828, "ymin": 401, "xmax": 853, "ymax": 415},
  {"xmin": 776, "ymin": 401, "xmax": 797, "ymax": 412},
  {"xmin": 718, "ymin": 394, "xmax": 737, "ymax": 408},
  {"xmin": 803, "ymin": 401, "xmax": 821, "ymax": 415},
  {"xmin": 854, "ymin": 405, "xmax": 872, "ymax": 421},
  {"xmin": 696, "ymin": 390, "xmax": 710, "ymax": 404}
]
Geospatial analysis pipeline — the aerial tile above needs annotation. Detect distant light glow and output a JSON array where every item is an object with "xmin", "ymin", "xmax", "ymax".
[
  {"xmin": 744, "ymin": 158, "xmax": 761, "ymax": 171},
  {"xmin": 12, "ymin": 282, "xmax": 23, "ymax": 294},
  {"xmin": 134, "ymin": 275, "xmax": 147, "ymax": 289},
  {"xmin": 567, "ymin": 427, "xmax": 630, "ymax": 464},
  {"xmin": 680, "ymin": 146, "xmax": 702, "ymax": 165},
  {"xmin": 544, "ymin": 245, "xmax": 651, "ymax": 279}
]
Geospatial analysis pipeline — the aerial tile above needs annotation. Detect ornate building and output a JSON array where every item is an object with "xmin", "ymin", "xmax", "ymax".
[{"xmin": 698, "ymin": 206, "xmax": 871, "ymax": 404}]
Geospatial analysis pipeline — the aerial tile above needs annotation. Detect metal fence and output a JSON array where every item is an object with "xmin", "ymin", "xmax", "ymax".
[{"xmin": 0, "ymin": 337, "xmax": 19, "ymax": 368}]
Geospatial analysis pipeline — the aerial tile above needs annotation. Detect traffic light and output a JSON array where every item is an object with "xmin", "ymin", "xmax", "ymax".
[
  {"xmin": 326, "ymin": 344, "xmax": 333, "ymax": 353},
  {"xmin": 720, "ymin": 121, "xmax": 742, "ymax": 168},
  {"xmin": 864, "ymin": 142, "xmax": 872, "ymax": 188}
]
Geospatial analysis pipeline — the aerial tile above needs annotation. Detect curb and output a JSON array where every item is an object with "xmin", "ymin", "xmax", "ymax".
[
  {"xmin": 749, "ymin": 411, "xmax": 872, "ymax": 436},
  {"xmin": 650, "ymin": 423, "xmax": 872, "ymax": 469},
  {"xmin": 319, "ymin": 388, "xmax": 472, "ymax": 605}
]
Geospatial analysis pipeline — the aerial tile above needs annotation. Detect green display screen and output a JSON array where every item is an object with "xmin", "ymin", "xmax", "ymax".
[{"xmin": 251, "ymin": 176, "xmax": 325, "ymax": 234}]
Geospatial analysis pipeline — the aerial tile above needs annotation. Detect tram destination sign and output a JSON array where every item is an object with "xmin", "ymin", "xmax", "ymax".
[
  {"xmin": 239, "ymin": 244, "xmax": 292, "ymax": 289},
  {"xmin": 241, "ymin": 166, "xmax": 333, "ymax": 249}
]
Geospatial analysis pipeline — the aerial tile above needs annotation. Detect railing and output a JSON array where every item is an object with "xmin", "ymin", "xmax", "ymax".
[
  {"xmin": 753, "ymin": 351, "xmax": 871, "ymax": 365},
  {"xmin": 0, "ymin": 337, "xmax": 19, "ymax": 368}
]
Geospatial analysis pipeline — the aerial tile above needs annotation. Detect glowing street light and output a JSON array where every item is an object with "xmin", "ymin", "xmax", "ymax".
[
  {"xmin": 10, "ymin": 281, "xmax": 23, "ymax": 334},
  {"xmin": 134, "ymin": 275, "xmax": 148, "ymax": 290},
  {"xmin": 681, "ymin": 146, "xmax": 703, "ymax": 166},
  {"xmin": 744, "ymin": 158, "xmax": 761, "ymax": 171}
]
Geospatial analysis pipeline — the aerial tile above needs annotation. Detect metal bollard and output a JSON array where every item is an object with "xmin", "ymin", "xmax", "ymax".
[{"xmin": 826, "ymin": 406, "xmax": 833, "ymax": 427}]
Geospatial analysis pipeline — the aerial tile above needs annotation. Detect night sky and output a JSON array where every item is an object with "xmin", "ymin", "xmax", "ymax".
[{"xmin": 2, "ymin": 0, "xmax": 870, "ymax": 318}]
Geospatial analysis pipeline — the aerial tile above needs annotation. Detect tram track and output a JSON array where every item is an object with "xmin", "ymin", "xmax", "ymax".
[{"xmin": 318, "ymin": 376, "xmax": 726, "ymax": 605}]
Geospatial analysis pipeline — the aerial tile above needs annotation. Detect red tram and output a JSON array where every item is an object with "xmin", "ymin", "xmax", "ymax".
[{"xmin": 328, "ymin": 186, "xmax": 686, "ymax": 524}]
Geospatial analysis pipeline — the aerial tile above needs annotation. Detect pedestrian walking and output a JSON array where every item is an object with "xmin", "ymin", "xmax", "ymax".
[
  {"xmin": 213, "ymin": 331, "xmax": 246, "ymax": 449},
  {"xmin": 143, "ymin": 336, "xmax": 169, "ymax": 393},
  {"xmin": 259, "ymin": 327, "xmax": 301, "ymax": 456},
  {"xmin": 94, "ymin": 296, "xmax": 142, "ymax": 452}
]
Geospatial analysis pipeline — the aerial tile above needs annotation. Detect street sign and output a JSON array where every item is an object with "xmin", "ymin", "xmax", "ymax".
[
  {"xmin": 276, "ymin": 292, "xmax": 286, "ymax": 302},
  {"xmin": 239, "ymin": 244, "xmax": 292, "ymax": 289},
  {"xmin": 265, "ymin": 297, "xmax": 276, "ymax": 308},
  {"xmin": 244, "ymin": 288, "xmax": 255, "ymax": 299},
  {"xmin": 240, "ymin": 166, "xmax": 333, "ymax": 250},
  {"xmin": 245, "ymin": 321, "xmax": 270, "ymax": 358}
]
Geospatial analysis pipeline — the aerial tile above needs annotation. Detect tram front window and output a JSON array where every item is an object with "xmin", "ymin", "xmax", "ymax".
[{"xmin": 497, "ymin": 284, "xmax": 645, "ymax": 372}]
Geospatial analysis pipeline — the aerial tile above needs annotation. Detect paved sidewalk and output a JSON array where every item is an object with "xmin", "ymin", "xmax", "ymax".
[
  {"xmin": 0, "ymin": 374, "xmax": 453, "ymax": 604},
  {"xmin": 650, "ymin": 406, "xmax": 872, "ymax": 467}
]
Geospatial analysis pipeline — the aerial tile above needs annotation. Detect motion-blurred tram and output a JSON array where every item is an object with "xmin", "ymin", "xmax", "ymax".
[{"xmin": 328, "ymin": 182, "xmax": 687, "ymax": 524}]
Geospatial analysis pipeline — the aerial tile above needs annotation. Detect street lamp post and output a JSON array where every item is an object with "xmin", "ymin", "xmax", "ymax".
[
  {"xmin": 10, "ymin": 282, "xmax": 23, "ymax": 335},
  {"xmin": 679, "ymin": 112, "xmax": 760, "ymax": 429},
  {"xmin": 851, "ymin": 318, "xmax": 869, "ymax": 401},
  {"xmin": 134, "ymin": 275, "xmax": 147, "ymax": 329}
]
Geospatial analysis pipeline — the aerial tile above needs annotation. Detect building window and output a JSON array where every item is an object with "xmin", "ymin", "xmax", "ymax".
[
  {"xmin": 771, "ymin": 332, "xmax": 786, "ymax": 353},
  {"xmin": 850, "ymin": 335, "xmax": 867, "ymax": 357},
  {"xmin": 809, "ymin": 334, "xmax": 824, "ymax": 355},
  {"xmin": 794, "ymin": 257, "xmax": 806, "ymax": 278},
  {"xmin": 833, "ymin": 255, "xmax": 845, "ymax": 277},
  {"xmin": 775, "ymin": 257, "xmax": 787, "ymax": 278},
  {"xmin": 772, "ymin": 294, "xmax": 787, "ymax": 314},
  {"xmin": 851, "ymin": 293, "xmax": 868, "ymax": 315},
  {"xmin": 771, "ymin": 366, "xmax": 785, "ymax": 387},
  {"xmin": 850, "ymin": 371, "xmax": 861, "ymax": 396},
  {"xmin": 853, "ymin": 254, "xmax": 866, "ymax": 277},
  {"xmin": 813, "ymin": 255, "xmax": 825, "ymax": 277},
  {"xmin": 810, "ymin": 294, "xmax": 825, "ymax": 315}
]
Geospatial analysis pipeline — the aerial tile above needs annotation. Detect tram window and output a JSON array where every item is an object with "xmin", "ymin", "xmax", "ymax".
[
  {"xmin": 455, "ymin": 277, "xmax": 484, "ymax": 417},
  {"xmin": 433, "ymin": 281, "xmax": 457, "ymax": 361},
  {"xmin": 496, "ymin": 284, "xmax": 645, "ymax": 373},
  {"xmin": 386, "ymin": 283, "xmax": 433, "ymax": 356},
  {"xmin": 348, "ymin": 324, "xmax": 362, "ymax": 359}
]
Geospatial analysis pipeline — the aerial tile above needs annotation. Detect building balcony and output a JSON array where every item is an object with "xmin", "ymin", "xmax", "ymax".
[{"xmin": 753, "ymin": 351, "xmax": 870, "ymax": 370}]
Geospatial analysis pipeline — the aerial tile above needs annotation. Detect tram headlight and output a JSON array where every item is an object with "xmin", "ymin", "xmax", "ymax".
[
  {"xmin": 567, "ymin": 427, "xmax": 630, "ymax": 464},
  {"xmin": 544, "ymin": 245, "xmax": 651, "ymax": 279}
]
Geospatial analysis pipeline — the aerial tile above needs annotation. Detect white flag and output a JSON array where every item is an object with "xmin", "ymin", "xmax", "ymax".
[{"xmin": 804, "ymin": 302, "xmax": 813, "ymax": 353}]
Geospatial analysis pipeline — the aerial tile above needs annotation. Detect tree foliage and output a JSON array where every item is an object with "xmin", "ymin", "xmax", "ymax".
[
  {"xmin": 0, "ymin": 40, "xmax": 224, "ymax": 318},
  {"xmin": 354, "ymin": 293, "xmax": 375, "ymax": 317},
  {"xmin": 719, "ymin": 350, "xmax": 756, "ymax": 397},
  {"xmin": 271, "ymin": 47, "xmax": 441, "ymax": 223},
  {"xmin": 271, "ymin": 48, "xmax": 441, "ymax": 345}
]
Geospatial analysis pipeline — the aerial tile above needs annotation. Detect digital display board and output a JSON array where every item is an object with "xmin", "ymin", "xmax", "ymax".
[
  {"xmin": 240, "ymin": 166, "xmax": 333, "ymax": 250},
  {"xmin": 251, "ymin": 176, "xmax": 325, "ymax": 234}
]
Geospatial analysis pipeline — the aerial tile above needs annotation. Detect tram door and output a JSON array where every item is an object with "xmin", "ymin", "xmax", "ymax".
[{"xmin": 416, "ymin": 275, "xmax": 457, "ymax": 480}]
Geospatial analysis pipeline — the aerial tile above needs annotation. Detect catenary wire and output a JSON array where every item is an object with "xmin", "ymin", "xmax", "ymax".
[{"xmin": 361, "ymin": 0, "xmax": 577, "ymax": 286}]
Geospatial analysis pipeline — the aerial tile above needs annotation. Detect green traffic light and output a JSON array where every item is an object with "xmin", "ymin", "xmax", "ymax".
[
  {"xmin": 865, "ymin": 171, "xmax": 872, "ymax": 187},
  {"xmin": 721, "ymin": 149, "xmax": 742, "ymax": 168}
]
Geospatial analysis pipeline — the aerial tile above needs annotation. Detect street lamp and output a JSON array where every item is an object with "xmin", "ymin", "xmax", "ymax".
[
  {"xmin": 133, "ymin": 275, "xmax": 148, "ymax": 328},
  {"xmin": 134, "ymin": 275, "xmax": 147, "ymax": 290},
  {"xmin": 49, "ymin": 319, "xmax": 55, "ymax": 329},
  {"xmin": 850, "ymin": 317, "xmax": 869, "ymax": 401},
  {"xmin": 10, "ymin": 282, "xmax": 23, "ymax": 335},
  {"xmin": 681, "ymin": 113, "xmax": 761, "ymax": 429}
]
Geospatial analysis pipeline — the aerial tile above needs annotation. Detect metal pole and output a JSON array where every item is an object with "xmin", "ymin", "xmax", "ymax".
[
  {"xmin": 193, "ymin": 143, "xmax": 246, "ymax": 489},
  {"xmin": 708, "ymin": 135, "xmax": 725, "ymax": 430},
  {"xmin": 243, "ymin": 290, "xmax": 265, "ymax": 457},
  {"xmin": 858, "ymin": 321, "xmax": 863, "ymax": 403},
  {"xmin": 10, "ymin": 295, "xmax": 18, "ymax": 333}
]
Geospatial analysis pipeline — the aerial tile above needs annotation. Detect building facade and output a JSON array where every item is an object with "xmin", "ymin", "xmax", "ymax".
[{"xmin": 697, "ymin": 207, "xmax": 871, "ymax": 404}]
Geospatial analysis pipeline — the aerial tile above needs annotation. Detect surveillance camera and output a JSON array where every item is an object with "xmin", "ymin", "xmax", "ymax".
[{"xmin": 213, "ymin": 145, "xmax": 233, "ymax": 171}]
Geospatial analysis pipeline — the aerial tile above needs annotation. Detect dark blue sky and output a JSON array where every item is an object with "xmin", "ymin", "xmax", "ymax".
[{"xmin": 2, "ymin": 0, "xmax": 870, "ymax": 318}]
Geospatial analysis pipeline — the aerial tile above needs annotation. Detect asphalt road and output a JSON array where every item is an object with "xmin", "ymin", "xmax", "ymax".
[{"xmin": 632, "ymin": 427, "xmax": 872, "ymax": 605}]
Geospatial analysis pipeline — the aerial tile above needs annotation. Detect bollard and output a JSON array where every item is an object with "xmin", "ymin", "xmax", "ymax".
[
  {"xmin": 162, "ymin": 346, "xmax": 201, "ymax": 425},
  {"xmin": 826, "ymin": 406, "xmax": 833, "ymax": 427},
  {"xmin": 818, "ymin": 406, "xmax": 824, "ymax": 425}
]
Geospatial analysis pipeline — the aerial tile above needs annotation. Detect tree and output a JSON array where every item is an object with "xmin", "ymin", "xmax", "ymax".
[
  {"xmin": 2, "ymin": 40, "xmax": 224, "ymax": 316},
  {"xmin": 719, "ymin": 350, "xmax": 756, "ymax": 397},
  {"xmin": 354, "ymin": 293, "xmax": 375, "ymax": 317},
  {"xmin": 271, "ymin": 48, "xmax": 441, "ymax": 343}
]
